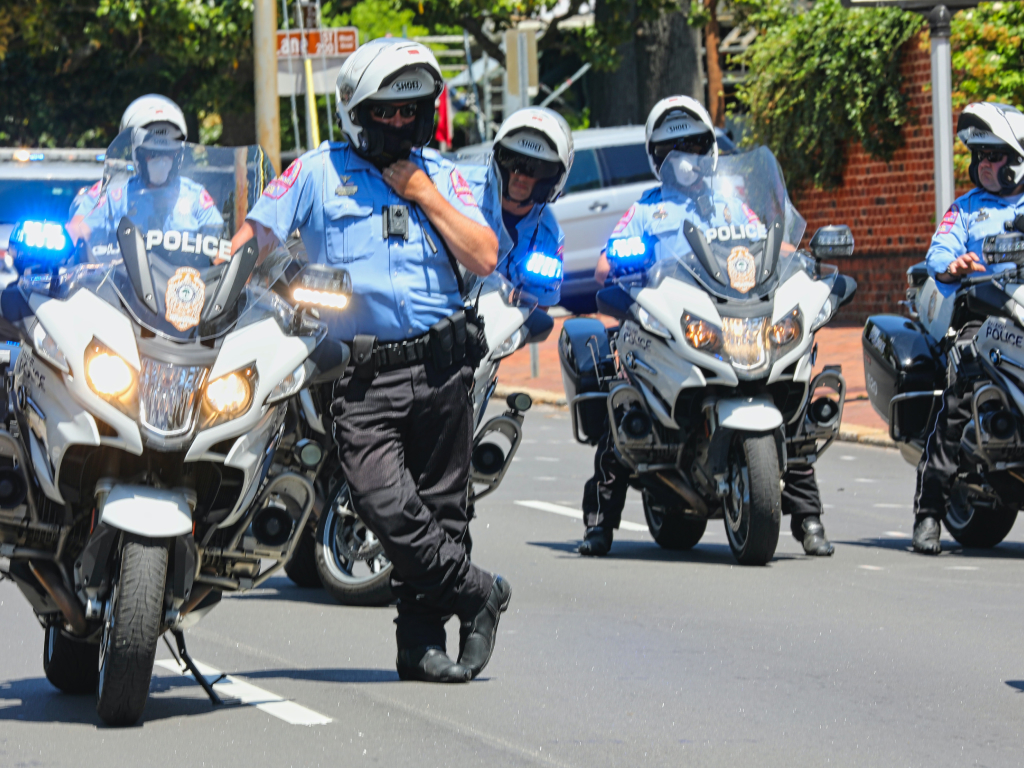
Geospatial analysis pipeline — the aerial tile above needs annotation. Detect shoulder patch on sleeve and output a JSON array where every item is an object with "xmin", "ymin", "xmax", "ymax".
[
  {"xmin": 450, "ymin": 169, "xmax": 477, "ymax": 207},
  {"xmin": 741, "ymin": 203, "xmax": 759, "ymax": 223},
  {"xmin": 263, "ymin": 158, "xmax": 303, "ymax": 200},
  {"xmin": 86, "ymin": 180, "xmax": 102, "ymax": 199},
  {"xmin": 938, "ymin": 203, "xmax": 959, "ymax": 235},
  {"xmin": 612, "ymin": 204, "xmax": 637, "ymax": 235},
  {"xmin": 200, "ymin": 189, "xmax": 215, "ymax": 209}
]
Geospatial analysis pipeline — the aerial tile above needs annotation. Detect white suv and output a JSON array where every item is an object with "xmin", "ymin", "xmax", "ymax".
[{"xmin": 452, "ymin": 125, "xmax": 736, "ymax": 314}]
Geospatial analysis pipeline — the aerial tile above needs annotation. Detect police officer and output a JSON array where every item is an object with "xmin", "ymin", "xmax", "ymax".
[
  {"xmin": 581, "ymin": 95, "xmax": 835, "ymax": 558},
  {"xmin": 69, "ymin": 95, "xmax": 189, "ymax": 225},
  {"xmin": 461, "ymin": 107, "xmax": 572, "ymax": 308},
  {"xmin": 78, "ymin": 131, "xmax": 223, "ymax": 261},
  {"xmin": 912, "ymin": 102, "xmax": 1024, "ymax": 554},
  {"xmin": 230, "ymin": 39, "xmax": 509, "ymax": 683}
]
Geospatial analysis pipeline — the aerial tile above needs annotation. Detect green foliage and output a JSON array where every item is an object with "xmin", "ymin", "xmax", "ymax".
[
  {"xmin": 322, "ymin": 0, "xmax": 427, "ymax": 42},
  {"xmin": 735, "ymin": 0, "xmax": 923, "ymax": 189},
  {"xmin": 951, "ymin": 2, "xmax": 1024, "ymax": 108}
]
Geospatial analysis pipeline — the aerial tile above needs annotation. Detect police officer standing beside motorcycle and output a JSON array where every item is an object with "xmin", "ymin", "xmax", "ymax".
[
  {"xmin": 912, "ymin": 102, "xmax": 1024, "ymax": 554},
  {"xmin": 581, "ymin": 96, "xmax": 835, "ymax": 558},
  {"xmin": 461, "ymin": 107, "xmax": 572, "ymax": 309},
  {"xmin": 230, "ymin": 39, "xmax": 511, "ymax": 683}
]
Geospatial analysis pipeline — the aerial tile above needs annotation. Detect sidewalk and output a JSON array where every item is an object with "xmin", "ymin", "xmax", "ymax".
[{"xmin": 497, "ymin": 317, "xmax": 893, "ymax": 446}]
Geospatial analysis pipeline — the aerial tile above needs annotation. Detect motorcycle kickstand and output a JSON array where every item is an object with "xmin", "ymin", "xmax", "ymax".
[{"xmin": 170, "ymin": 629, "xmax": 231, "ymax": 707}]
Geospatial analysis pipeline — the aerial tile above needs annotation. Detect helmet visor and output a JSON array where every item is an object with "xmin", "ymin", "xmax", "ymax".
[
  {"xmin": 495, "ymin": 147, "xmax": 561, "ymax": 180},
  {"xmin": 651, "ymin": 133, "xmax": 715, "ymax": 166}
]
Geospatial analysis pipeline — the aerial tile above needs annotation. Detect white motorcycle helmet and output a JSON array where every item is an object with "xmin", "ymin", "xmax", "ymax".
[
  {"xmin": 957, "ymin": 101, "xmax": 1024, "ymax": 195},
  {"xmin": 120, "ymin": 94, "xmax": 188, "ymax": 141},
  {"xmin": 491, "ymin": 107, "xmax": 574, "ymax": 204},
  {"xmin": 644, "ymin": 96, "xmax": 717, "ymax": 187},
  {"xmin": 335, "ymin": 38, "xmax": 443, "ymax": 163}
]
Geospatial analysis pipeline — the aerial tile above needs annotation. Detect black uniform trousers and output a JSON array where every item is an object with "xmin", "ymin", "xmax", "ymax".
[
  {"xmin": 913, "ymin": 322, "xmax": 981, "ymax": 520},
  {"xmin": 332, "ymin": 360, "xmax": 494, "ymax": 651},
  {"xmin": 582, "ymin": 428, "xmax": 823, "ymax": 529}
]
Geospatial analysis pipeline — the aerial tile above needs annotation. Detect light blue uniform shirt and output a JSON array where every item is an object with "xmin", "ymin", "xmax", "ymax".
[
  {"xmin": 460, "ymin": 162, "xmax": 564, "ymax": 305},
  {"xmin": 608, "ymin": 184, "xmax": 759, "ymax": 258},
  {"xmin": 926, "ymin": 187, "xmax": 1024, "ymax": 296},
  {"xmin": 248, "ymin": 143, "xmax": 488, "ymax": 342}
]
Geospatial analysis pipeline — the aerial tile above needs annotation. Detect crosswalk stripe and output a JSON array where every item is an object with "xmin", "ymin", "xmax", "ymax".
[
  {"xmin": 515, "ymin": 500, "xmax": 649, "ymax": 532},
  {"xmin": 154, "ymin": 658, "xmax": 332, "ymax": 726}
]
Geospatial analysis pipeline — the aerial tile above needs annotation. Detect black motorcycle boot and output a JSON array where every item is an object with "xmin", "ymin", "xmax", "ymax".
[
  {"xmin": 791, "ymin": 515, "xmax": 834, "ymax": 556},
  {"xmin": 396, "ymin": 646, "xmax": 472, "ymax": 683},
  {"xmin": 458, "ymin": 576, "xmax": 512, "ymax": 679},
  {"xmin": 578, "ymin": 526, "xmax": 613, "ymax": 556},
  {"xmin": 913, "ymin": 515, "xmax": 942, "ymax": 555}
]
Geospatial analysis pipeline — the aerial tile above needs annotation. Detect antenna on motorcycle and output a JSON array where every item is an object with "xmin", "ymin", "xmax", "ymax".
[
  {"xmin": 116, "ymin": 217, "xmax": 159, "ymax": 313},
  {"xmin": 201, "ymin": 237, "xmax": 259, "ymax": 324}
]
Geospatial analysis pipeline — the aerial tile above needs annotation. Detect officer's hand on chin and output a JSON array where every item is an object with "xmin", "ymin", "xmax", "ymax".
[{"xmin": 383, "ymin": 161, "xmax": 437, "ymax": 204}]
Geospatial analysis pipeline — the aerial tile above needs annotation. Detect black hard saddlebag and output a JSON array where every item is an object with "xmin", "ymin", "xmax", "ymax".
[
  {"xmin": 862, "ymin": 314, "xmax": 945, "ymax": 443},
  {"xmin": 559, "ymin": 317, "xmax": 614, "ymax": 445}
]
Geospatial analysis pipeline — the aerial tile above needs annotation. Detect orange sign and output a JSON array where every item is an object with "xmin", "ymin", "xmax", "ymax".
[{"xmin": 276, "ymin": 28, "xmax": 358, "ymax": 58}]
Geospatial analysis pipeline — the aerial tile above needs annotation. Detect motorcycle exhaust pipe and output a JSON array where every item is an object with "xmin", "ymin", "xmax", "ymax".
[
  {"xmin": 655, "ymin": 472, "xmax": 708, "ymax": 516},
  {"xmin": 28, "ymin": 561, "xmax": 87, "ymax": 636}
]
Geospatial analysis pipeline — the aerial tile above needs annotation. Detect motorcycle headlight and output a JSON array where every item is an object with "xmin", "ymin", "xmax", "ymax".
[
  {"xmin": 638, "ymin": 307, "xmax": 672, "ymax": 339},
  {"xmin": 721, "ymin": 317, "xmax": 770, "ymax": 371},
  {"xmin": 768, "ymin": 308, "xmax": 802, "ymax": 349},
  {"xmin": 682, "ymin": 313, "xmax": 722, "ymax": 353},
  {"xmin": 267, "ymin": 364, "xmax": 307, "ymax": 405},
  {"xmin": 85, "ymin": 342, "xmax": 135, "ymax": 398},
  {"xmin": 205, "ymin": 369, "xmax": 254, "ymax": 416},
  {"xmin": 33, "ymin": 324, "xmax": 69, "ymax": 373}
]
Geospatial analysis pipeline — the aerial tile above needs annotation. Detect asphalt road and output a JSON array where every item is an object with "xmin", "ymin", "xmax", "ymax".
[{"xmin": 2, "ymin": 404, "xmax": 1024, "ymax": 767}]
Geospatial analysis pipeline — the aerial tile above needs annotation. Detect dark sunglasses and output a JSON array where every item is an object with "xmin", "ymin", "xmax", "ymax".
[
  {"xmin": 495, "ymin": 147, "xmax": 561, "ymax": 179},
  {"xmin": 976, "ymin": 149, "xmax": 1008, "ymax": 163},
  {"xmin": 369, "ymin": 103, "xmax": 419, "ymax": 120},
  {"xmin": 651, "ymin": 134, "xmax": 715, "ymax": 162}
]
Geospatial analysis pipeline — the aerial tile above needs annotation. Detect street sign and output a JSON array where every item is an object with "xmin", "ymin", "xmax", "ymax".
[{"xmin": 276, "ymin": 27, "xmax": 358, "ymax": 59}]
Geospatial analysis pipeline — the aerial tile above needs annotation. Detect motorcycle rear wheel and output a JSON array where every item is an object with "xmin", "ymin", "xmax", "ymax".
[
  {"xmin": 723, "ymin": 432, "xmax": 781, "ymax": 566},
  {"xmin": 642, "ymin": 490, "xmax": 707, "ymax": 550},
  {"xmin": 315, "ymin": 482, "xmax": 394, "ymax": 606},
  {"xmin": 96, "ymin": 534, "xmax": 167, "ymax": 727},
  {"xmin": 945, "ymin": 486, "xmax": 1018, "ymax": 548},
  {"xmin": 43, "ymin": 624, "xmax": 99, "ymax": 694}
]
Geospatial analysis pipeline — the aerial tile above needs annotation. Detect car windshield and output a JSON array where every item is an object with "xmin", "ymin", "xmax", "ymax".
[
  {"xmin": 16, "ymin": 128, "xmax": 293, "ymax": 343},
  {"xmin": 642, "ymin": 146, "xmax": 809, "ymax": 303}
]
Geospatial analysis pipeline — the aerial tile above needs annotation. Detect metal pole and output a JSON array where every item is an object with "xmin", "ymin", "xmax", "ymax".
[
  {"xmin": 517, "ymin": 31, "xmax": 530, "ymax": 111},
  {"xmin": 253, "ymin": 0, "xmax": 281, "ymax": 173},
  {"xmin": 539, "ymin": 63, "xmax": 592, "ymax": 108},
  {"xmin": 295, "ymin": 0, "xmax": 319, "ymax": 150},
  {"xmin": 281, "ymin": 0, "xmax": 302, "ymax": 152},
  {"xmin": 482, "ymin": 51, "xmax": 493, "ymax": 139},
  {"xmin": 314, "ymin": 0, "xmax": 334, "ymax": 142},
  {"xmin": 530, "ymin": 343, "xmax": 539, "ymax": 379},
  {"xmin": 929, "ymin": 5, "xmax": 954, "ymax": 223},
  {"xmin": 463, "ymin": 29, "xmax": 485, "ymax": 143}
]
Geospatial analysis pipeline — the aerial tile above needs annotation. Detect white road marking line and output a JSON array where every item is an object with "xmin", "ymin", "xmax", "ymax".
[
  {"xmin": 946, "ymin": 566, "xmax": 979, "ymax": 571},
  {"xmin": 855, "ymin": 478, "xmax": 877, "ymax": 483},
  {"xmin": 535, "ymin": 457, "xmax": 560, "ymax": 462},
  {"xmin": 515, "ymin": 500, "xmax": 649, "ymax": 532},
  {"xmin": 857, "ymin": 565, "xmax": 884, "ymax": 571},
  {"xmin": 535, "ymin": 476, "xmax": 558, "ymax": 481},
  {"xmin": 840, "ymin": 456, "xmax": 857, "ymax": 461},
  {"xmin": 883, "ymin": 530, "xmax": 908, "ymax": 537},
  {"xmin": 874, "ymin": 503, "xmax": 911, "ymax": 509},
  {"xmin": 154, "ymin": 658, "xmax": 332, "ymax": 726}
]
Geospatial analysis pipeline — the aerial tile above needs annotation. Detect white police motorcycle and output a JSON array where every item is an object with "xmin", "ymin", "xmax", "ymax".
[
  {"xmin": 559, "ymin": 147, "xmax": 857, "ymax": 565},
  {"xmin": 863, "ymin": 221, "xmax": 1024, "ymax": 547},
  {"xmin": 0, "ymin": 131, "xmax": 351, "ymax": 725},
  {"xmin": 284, "ymin": 264, "xmax": 558, "ymax": 604}
]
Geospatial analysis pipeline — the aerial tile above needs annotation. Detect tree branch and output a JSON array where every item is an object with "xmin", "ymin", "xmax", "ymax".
[{"xmin": 459, "ymin": 16, "xmax": 505, "ymax": 67}]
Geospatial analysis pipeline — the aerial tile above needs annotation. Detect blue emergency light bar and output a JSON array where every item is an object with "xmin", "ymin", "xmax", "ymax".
[
  {"xmin": 524, "ymin": 252, "xmax": 563, "ymax": 282},
  {"xmin": 607, "ymin": 236, "xmax": 654, "ymax": 275},
  {"xmin": 8, "ymin": 219, "xmax": 74, "ymax": 272}
]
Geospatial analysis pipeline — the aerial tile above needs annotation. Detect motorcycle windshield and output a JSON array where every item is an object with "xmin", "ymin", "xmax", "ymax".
[
  {"xmin": 646, "ymin": 146, "xmax": 808, "ymax": 303},
  {"xmin": 24, "ymin": 128, "xmax": 283, "ymax": 342}
]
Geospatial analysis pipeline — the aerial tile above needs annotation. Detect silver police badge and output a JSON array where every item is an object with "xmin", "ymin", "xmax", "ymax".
[
  {"xmin": 727, "ymin": 246, "xmax": 756, "ymax": 293},
  {"xmin": 165, "ymin": 267, "xmax": 206, "ymax": 331},
  {"xmin": 336, "ymin": 175, "xmax": 358, "ymax": 196}
]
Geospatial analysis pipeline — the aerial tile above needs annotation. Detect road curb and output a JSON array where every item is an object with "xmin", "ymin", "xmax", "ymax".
[{"xmin": 496, "ymin": 383, "xmax": 897, "ymax": 448}]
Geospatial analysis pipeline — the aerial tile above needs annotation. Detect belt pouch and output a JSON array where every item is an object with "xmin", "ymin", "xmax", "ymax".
[
  {"xmin": 429, "ymin": 317, "xmax": 454, "ymax": 369},
  {"xmin": 352, "ymin": 334, "xmax": 378, "ymax": 380},
  {"xmin": 450, "ymin": 311, "xmax": 467, "ymax": 363},
  {"xmin": 464, "ymin": 306, "xmax": 488, "ymax": 367}
]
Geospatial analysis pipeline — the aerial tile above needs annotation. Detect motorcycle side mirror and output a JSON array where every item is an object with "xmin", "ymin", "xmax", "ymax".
[
  {"xmin": 809, "ymin": 225, "xmax": 854, "ymax": 259},
  {"xmin": 7, "ymin": 219, "xmax": 75, "ymax": 275}
]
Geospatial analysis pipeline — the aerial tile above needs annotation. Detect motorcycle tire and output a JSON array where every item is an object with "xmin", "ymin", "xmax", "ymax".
[
  {"xmin": 283, "ymin": 520, "xmax": 322, "ymax": 588},
  {"xmin": 723, "ymin": 432, "xmax": 781, "ymax": 566},
  {"xmin": 315, "ymin": 482, "xmax": 394, "ymax": 606},
  {"xmin": 642, "ymin": 491, "xmax": 707, "ymax": 550},
  {"xmin": 945, "ymin": 487, "xmax": 1018, "ymax": 548},
  {"xmin": 43, "ymin": 624, "xmax": 99, "ymax": 695},
  {"xmin": 96, "ymin": 534, "xmax": 167, "ymax": 727}
]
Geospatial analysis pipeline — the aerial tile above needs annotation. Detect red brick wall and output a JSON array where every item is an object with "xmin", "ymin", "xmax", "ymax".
[{"xmin": 792, "ymin": 34, "xmax": 966, "ymax": 324}]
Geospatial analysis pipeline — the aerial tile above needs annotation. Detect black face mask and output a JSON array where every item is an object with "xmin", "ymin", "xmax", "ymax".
[{"xmin": 376, "ymin": 123, "xmax": 417, "ymax": 167}]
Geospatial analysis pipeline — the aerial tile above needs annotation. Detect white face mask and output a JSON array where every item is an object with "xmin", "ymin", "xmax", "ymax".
[
  {"xmin": 660, "ymin": 151, "xmax": 702, "ymax": 189},
  {"xmin": 147, "ymin": 156, "xmax": 174, "ymax": 186}
]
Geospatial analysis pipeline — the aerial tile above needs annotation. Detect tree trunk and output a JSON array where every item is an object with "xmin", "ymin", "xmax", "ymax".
[
  {"xmin": 703, "ymin": 0, "xmax": 725, "ymax": 127},
  {"xmin": 589, "ymin": 0, "xmax": 640, "ymax": 127},
  {"xmin": 635, "ymin": 8, "xmax": 703, "ymax": 119}
]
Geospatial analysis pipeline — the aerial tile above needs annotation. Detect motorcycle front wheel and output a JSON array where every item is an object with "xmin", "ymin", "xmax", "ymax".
[
  {"xmin": 642, "ymin": 490, "xmax": 707, "ymax": 550},
  {"xmin": 944, "ymin": 485, "xmax": 1017, "ymax": 548},
  {"xmin": 96, "ymin": 534, "xmax": 167, "ymax": 726},
  {"xmin": 315, "ymin": 482, "xmax": 394, "ymax": 606},
  {"xmin": 723, "ymin": 432, "xmax": 781, "ymax": 566}
]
